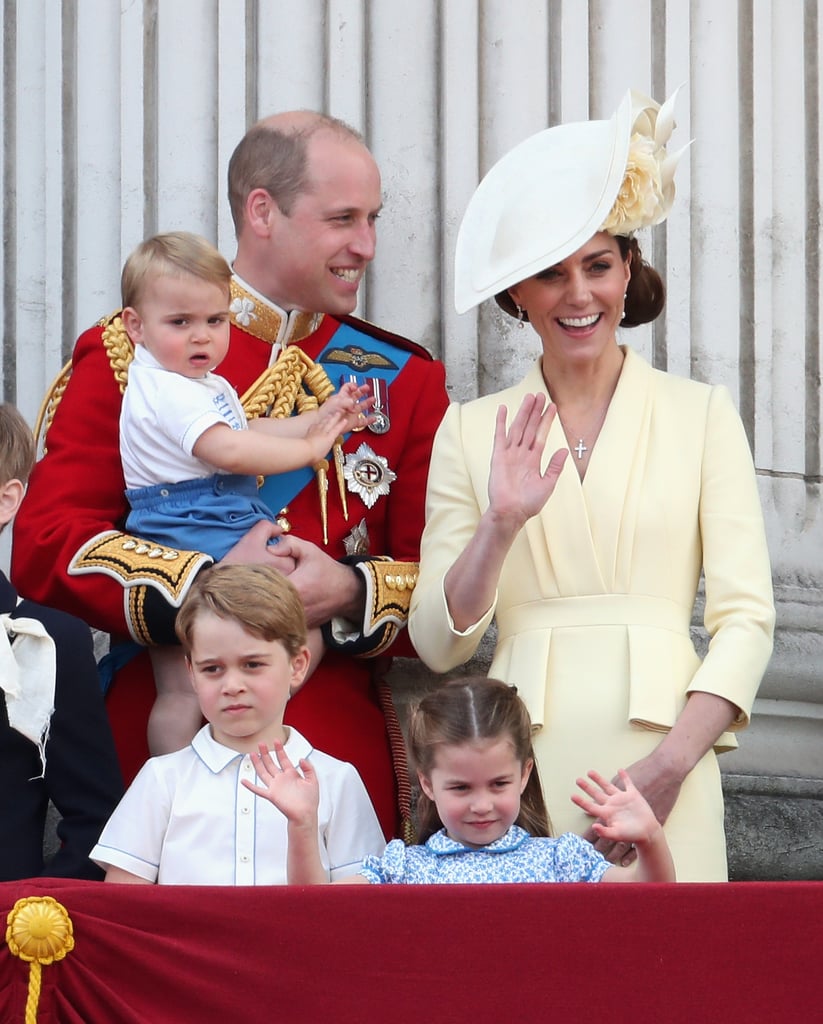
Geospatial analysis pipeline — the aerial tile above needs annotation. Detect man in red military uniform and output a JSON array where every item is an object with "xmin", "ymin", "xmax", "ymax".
[{"xmin": 12, "ymin": 111, "xmax": 448, "ymax": 839}]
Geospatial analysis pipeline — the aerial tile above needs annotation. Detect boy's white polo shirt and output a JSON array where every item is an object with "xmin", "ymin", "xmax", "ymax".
[{"xmin": 91, "ymin": 725, "xmax": 385, "ymax": 884}]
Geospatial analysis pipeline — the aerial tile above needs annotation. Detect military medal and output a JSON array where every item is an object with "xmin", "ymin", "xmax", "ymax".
[
  {"xmin": 343, "ymin": 518, "xmax": 370, "ymax": 556},
  {"xmin": 367, "ymin": 377, "xmax": 390, "ymax": 434},
  {"xmin": 340, "ymin": 374, "xmax": 391, "ymax": 434},
  {"xmin": 343, "ymin": 443, "xmax": 396, "ymax": 509}
]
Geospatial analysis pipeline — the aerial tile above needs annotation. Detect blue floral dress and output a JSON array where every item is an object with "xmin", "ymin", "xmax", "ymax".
[{"xmin": 359, "ymin": 825, "xmax": 611, "ymax": 884}]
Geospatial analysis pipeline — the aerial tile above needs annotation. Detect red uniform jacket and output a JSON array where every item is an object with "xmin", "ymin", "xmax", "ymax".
[{"xmin": 12, "ymin": 283, "xmax": 449, "ymax": 837}]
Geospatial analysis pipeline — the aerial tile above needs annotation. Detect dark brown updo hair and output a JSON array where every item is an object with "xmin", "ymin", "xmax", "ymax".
[
  {"xmin": 616, "ymin": 235, "xmax": 665, "ymax": 327},
  {"xmin": 495, "ymin": 234, "xmax": 665, "ymax": 327},
  {"xmin": 408, "ymin": 676, "xmax": 552, "ymax": 843}
]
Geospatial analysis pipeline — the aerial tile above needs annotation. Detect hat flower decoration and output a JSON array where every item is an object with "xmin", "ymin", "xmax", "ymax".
[{"xmin": 600, "ymin": 88, "xmax": 686, "ymax": 236}]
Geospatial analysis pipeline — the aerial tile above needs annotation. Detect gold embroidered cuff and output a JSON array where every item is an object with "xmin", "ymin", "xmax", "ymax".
[
  {"xmin": 68, "ymin": 531, "xmax": 213, "ymax": 641},
  {"xmin": 354, "ymin": 558, "xmax": 418, "ymax": 657}
]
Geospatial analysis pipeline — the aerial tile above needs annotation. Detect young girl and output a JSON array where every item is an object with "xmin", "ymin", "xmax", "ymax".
[{"xmin": 245, "ymin": 676, "xmax": 675, "ymax": 884}]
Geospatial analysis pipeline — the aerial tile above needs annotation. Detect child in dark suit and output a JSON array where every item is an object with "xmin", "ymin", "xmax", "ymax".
[{"xmin": 2, "ymin": 403, "xmax": 123, "ymax": 879}]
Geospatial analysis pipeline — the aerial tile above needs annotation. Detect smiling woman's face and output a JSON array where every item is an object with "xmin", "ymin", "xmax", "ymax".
[{"xmin": 508, "ymin": 231, "xmax": 631, "ymax": 371}]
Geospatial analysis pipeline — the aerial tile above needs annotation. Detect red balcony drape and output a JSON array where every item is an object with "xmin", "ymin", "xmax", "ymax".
[{"xmin": 2, "ymin": 877, "xmax": 820, "ymax": 1023}]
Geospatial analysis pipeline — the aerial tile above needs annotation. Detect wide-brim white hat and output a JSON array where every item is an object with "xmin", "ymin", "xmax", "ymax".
[{"xmin": 454, "ymin": 89, "xmax": 683, "ymax": 315}]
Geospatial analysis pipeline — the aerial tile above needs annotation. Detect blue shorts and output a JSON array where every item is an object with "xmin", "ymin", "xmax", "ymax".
[{"xmin": 125, "ymin": 473, "xmax": 276, "ymax": 562}]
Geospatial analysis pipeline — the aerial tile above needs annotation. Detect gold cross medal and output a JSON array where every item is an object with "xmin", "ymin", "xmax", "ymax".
[{"xmin": 343, "ymin": 443, "xmax": 396, "ymax": 509}]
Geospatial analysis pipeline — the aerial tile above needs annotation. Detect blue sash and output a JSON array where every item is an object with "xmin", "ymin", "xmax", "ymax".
[{"xmin": 258, "ymin": 322, "xmax": 410, "ymax": 513}]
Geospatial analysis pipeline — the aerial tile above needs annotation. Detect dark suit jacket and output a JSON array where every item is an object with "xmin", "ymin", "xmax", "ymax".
[{"xmin": 0, "ymin": 571, "xmax": 123, "ymax": 880}]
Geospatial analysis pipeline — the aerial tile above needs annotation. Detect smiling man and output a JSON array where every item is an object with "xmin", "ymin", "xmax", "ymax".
[{"xmin": 12, "ymin": 111, "xmax": 449, "ymax": 841}]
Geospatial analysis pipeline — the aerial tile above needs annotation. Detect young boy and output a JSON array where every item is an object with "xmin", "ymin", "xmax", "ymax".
[
  {"xmin": 118, "ymin": 232, "xmax": 372, "ymax": 755},
  {"xmin": 0, "ymin": 403, "xmax": 123, "ymax": 880},
  {"xmin": 90, "ymin": 563, "xmax": 385, "ymax": 884}
]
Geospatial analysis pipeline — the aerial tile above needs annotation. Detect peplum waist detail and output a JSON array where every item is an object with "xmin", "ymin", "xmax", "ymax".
[
  {"xmin": 496, "ymin": 594, "xmax": 691, "ymax": 641},
  {"xmin": 489, "ymin": 593, "xmax": 738, "ymax": 751}
]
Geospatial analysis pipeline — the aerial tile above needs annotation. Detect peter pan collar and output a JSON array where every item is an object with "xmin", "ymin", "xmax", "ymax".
[{"xmin": 425, "ymin": 824, "xmax": 530, "ymax": 857}]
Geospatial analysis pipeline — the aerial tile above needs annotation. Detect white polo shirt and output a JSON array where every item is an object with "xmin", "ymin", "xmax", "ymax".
[
  {"xmin": 119, "ymin": 345, "xmax": 249, "ymax": 489},
  {"xmin": 91, "ymin": 725, "xmax": 385, "ymax": 884}
]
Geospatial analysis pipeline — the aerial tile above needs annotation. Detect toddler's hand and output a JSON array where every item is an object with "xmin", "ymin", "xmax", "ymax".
[{"xmin": 323, "ymin": 382, "xmax": 375, "ymax": 433}]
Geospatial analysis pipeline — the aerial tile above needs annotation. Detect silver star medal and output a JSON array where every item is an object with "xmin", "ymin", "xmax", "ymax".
[
  {"xmin": 343, "ymin": 443, "xmax": 396, "ymax": 509},
  {"xmin": 343, "ymin": 518, "xmax": 370, "ymax": 556}
]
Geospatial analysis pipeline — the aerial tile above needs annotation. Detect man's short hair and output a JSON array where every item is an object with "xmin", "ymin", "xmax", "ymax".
[
  {"xmin": 0, "ymin": 403, "xmax": 35, "ymax": 487},
  {"xmin": 227, "ymin": 113, "xmax": 363, "ymax": 231},
  {"xmin": 175, "ymin": 564, "xmax": 308, "ymax": 658},
  {"xmin": 121, "ymin": 231, "xmax": 232, "ymax": 309}
]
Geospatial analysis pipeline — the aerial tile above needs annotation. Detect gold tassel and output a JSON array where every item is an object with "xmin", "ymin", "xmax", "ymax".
[
  {"xmin": 314, "ymin": 459, "xmax": 329, "ymax": 545},
  {"xmin": 332, "ymin": 438, "xmax": 348, "ymax": 521}
]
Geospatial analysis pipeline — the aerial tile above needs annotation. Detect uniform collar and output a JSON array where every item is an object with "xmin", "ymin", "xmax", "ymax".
[
  {"xmin": 229, "ymin": 274, "xmax": 325, "ymax": 350},
  {"xmin": 191, "ymin": 723, "xmax": 313, "ymax": 774},
  {"xmin": 425, "ymin": 824, "xmax": 530, "ymax": 857}
]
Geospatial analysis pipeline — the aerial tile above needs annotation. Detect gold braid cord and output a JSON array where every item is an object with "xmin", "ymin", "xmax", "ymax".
[
  {"xmin": 241, "ymin": 347, "xmax": 344, "ymax": 540},
  {"xmin": 240, "ymin": 346, "xmax": 334, "ymax": 417},
  {"xmin": 33, "ymin": 361, "xmax": 71, "ymax": 456},
  {"xmin": 6, "ymin": 896, "xmax": 75, "ymax": 1022},
  {"xmin": 376, "ymin": 678, "xmax": 415, "ymax": 843},
  {"xmin": 100, "ymin": 312, "xmax": 135, "ymax": 394},
  {"xmin": 353, "ymin": 558, "xmax": 419, "ymax": 657}
]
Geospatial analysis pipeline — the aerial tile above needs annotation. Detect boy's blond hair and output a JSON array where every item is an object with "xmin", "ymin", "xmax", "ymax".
[
  {"xmin": 0, "ymin": 403, "xmax": 35, "ymax": 487},
  {"xmin": 175, "ymin": 564, "xmax": 307, "ymax": 658},
  {"xmin": 121, "ymin": 231, "xmax": 232, "ymax": 309}
]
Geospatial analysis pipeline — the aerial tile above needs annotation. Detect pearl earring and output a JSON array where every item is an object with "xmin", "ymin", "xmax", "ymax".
[{"xmin": 516, "ymin": 305, "xmax": 526, "ymax": 329}]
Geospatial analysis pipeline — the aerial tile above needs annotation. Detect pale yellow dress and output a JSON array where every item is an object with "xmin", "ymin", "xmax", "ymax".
[{"xmin": 409, "ymin": 348, "xmax": 775, "ymax": 881}]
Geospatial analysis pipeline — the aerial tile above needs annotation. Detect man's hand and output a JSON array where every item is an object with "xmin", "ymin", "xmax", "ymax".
[
  {"xmin": 220, "ymin": 521, "xmax": 365, "ymax": 627},
  {"xmin": 219, "ymin": 519, "xmax": 297, "ymax": 574},
  {"xmin": 267, "ymin": 534, "xmax": 365, "ymax": 627}
]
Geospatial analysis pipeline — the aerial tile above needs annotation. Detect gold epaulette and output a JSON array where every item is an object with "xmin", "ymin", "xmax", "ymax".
[{"xmin": 354, "ymin": 558, "xmax": 419, "ymax": 658}]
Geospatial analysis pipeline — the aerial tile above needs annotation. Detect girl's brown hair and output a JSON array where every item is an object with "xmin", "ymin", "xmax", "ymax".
[{"xmin": 408, "ymin": 676, "xmax": 552, "ymax": 843}]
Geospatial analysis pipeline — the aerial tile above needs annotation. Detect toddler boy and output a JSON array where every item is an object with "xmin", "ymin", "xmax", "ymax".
[{"xmin": 118, "ymin": 232, "xmax": 371, "ymax": 754}]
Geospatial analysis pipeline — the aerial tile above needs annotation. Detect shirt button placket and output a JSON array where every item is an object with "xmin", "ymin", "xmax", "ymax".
[{"xmin": 236, "ymin": 757, "xmax": 256, "ymax": 884}]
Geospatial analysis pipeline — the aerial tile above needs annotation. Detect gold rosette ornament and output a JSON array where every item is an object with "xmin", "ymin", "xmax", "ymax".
[{"xmin": 6, "ymin": 896, "xmax": 75, "ymax": 1021}]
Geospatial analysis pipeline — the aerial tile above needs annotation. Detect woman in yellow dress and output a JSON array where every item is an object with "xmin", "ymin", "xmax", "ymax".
[{"xmin": 409, "ymin": 91, "xmax": 774, "ymax": 881}]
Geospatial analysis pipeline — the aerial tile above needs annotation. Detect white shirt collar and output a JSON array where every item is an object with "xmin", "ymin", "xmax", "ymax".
[{"xmin": 190, "ymin": 723, "xmax": 313, "ymax": 774}]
